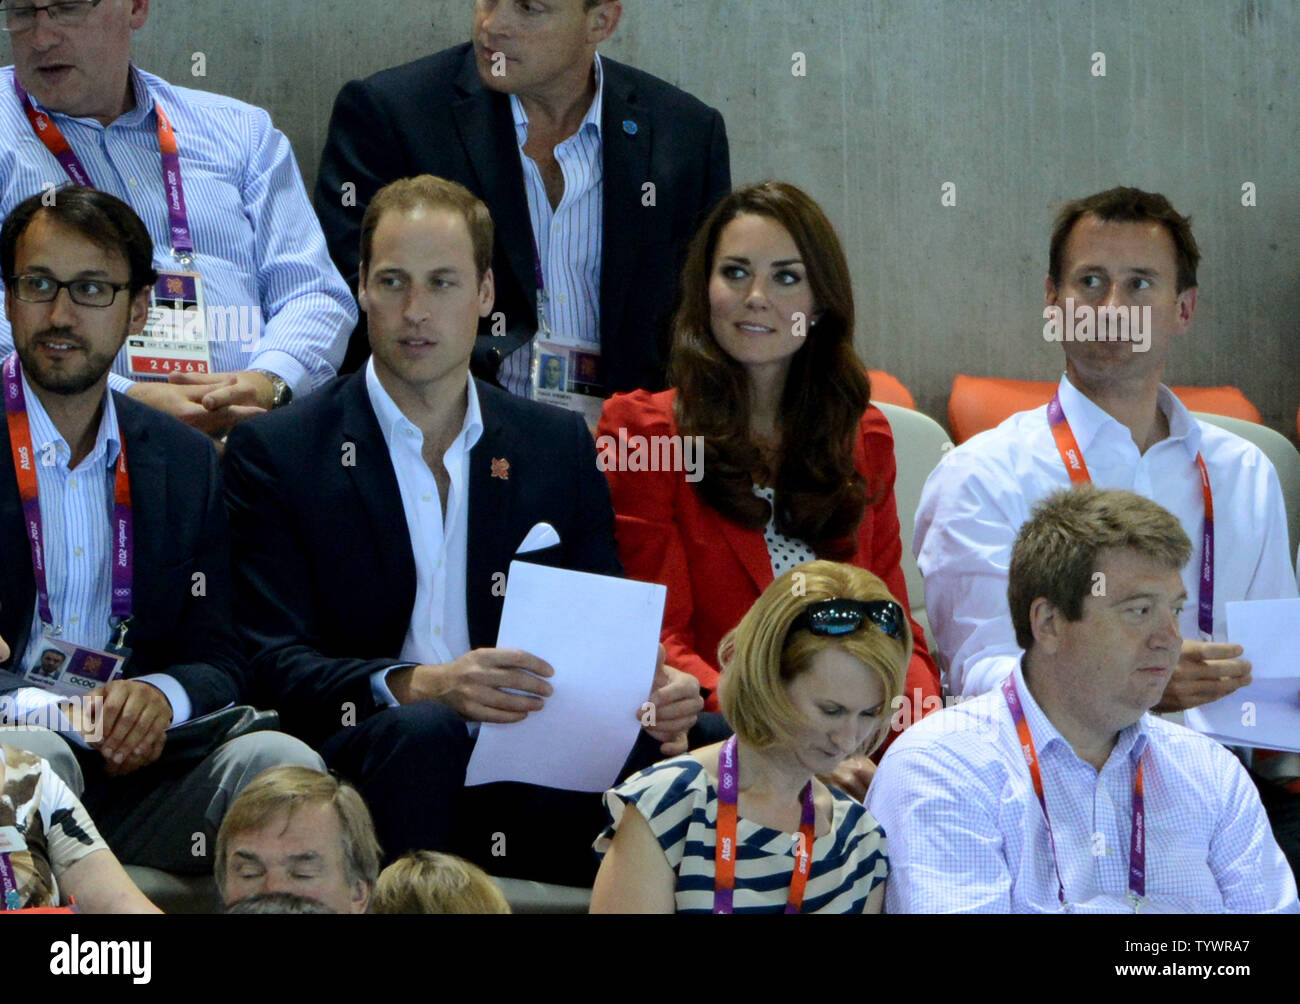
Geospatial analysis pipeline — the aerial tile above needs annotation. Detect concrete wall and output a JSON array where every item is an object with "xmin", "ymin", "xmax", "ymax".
[{"xmin": 37, "ymin": 0, "xmax": 1300, "ymax": 433}]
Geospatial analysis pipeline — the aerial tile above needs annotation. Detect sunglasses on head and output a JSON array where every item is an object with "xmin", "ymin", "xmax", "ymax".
[{"xmin": 788, "ymin": 598, "xmax": 906, "ymax": 642}]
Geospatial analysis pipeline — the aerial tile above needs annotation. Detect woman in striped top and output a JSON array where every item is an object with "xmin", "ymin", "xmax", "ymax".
[{"xmin": 590, "ymin": 561, "xmax": 910, "ymax": 914}]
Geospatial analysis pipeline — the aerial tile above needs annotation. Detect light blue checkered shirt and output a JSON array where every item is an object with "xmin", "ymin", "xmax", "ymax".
[
  {"xmin": 497, "ymin": 54, "xmax": 604, "ymax": 397},
  {"xmin": 0, "ymin": 65, "xmax": 356, "ymax": 398},
  {"xmin": 866, "ymin": 661, "xmax": 1299, "ymax": 913}
]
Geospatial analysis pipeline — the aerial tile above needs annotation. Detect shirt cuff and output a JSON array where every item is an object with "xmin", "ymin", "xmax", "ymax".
[
  {"xmin": 133, "ymin": 673, "xmax": 192, "ymax": 727},
  {"xmin": 10, "ymin": 687, "xmax": 89, "ymax": 748},
  {"xmin": 245, "ymin": 349, "xmax": 310, "ymax": 400},
  {"xmin": 370, "ymin": 665, "xmax": 411, "ymax": 709}
]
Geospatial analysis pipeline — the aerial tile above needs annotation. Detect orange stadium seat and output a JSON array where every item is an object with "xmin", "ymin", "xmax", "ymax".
[
  {"xmin": 947, "ymin": 375, "xmax": 1262, "ymax": 444},
  {"xmin": 868, "ymin": 370, "xmax": 916, "ymax": 410}
]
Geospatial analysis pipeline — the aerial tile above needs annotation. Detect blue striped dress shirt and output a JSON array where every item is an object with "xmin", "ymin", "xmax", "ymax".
[
  {"xmin": 9, "ymin": 370, "xmax": 190, "ymax": 734},
  {"xmin": 498, "ymin": 54, "xmax": 604, "ymax": 397},
  {"xmin": 866, "ymin": 661, "xmax": 1299, "ymax": 913},
  {"xmin": 0, "ymin": 65, "xmax": 356, "ymax": 398}
]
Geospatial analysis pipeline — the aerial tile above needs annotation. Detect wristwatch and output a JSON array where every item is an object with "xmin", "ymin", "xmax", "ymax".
[{"xmin": 255, "ymin": 370, "xmax": 293, "ymax": 409}]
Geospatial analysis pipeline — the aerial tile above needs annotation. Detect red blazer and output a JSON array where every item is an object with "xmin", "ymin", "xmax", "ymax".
[{"xmin": 597, "ymin": 389, "xmax": 940, "ymax": 743}]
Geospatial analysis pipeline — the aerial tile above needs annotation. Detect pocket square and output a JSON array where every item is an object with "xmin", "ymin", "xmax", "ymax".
[{"xmin": 517, "ymin": 522, "xmax": 561, "ymax": 554}]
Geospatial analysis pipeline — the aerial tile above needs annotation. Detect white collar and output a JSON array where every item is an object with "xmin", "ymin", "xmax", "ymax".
[
  {"xmin": 364, "ymin": 359, "xmax": 483, "ymax": 454},
  {"xmin": 1056, "ymin": 372, "xmax": 1202, "ymax": 459}
]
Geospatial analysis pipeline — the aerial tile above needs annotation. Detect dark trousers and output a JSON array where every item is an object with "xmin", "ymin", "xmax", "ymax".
[{"xmin": 323, "ymin": 706, "xmax": 731, "ymax": 887}]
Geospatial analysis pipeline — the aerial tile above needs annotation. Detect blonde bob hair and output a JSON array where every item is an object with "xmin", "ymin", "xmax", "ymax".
[
  {"xmin": 372, "ymin": 850, "xmax": 511, "ymax": 915},
  {"xmin": 718, "ymin": 560, "xmax": 911, "ymax": 756}
]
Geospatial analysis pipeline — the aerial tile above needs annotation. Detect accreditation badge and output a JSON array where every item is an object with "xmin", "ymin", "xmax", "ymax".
[
  {"xmin": 22, "ymin": 637, "xmax": 128, "ymax": 697},
  {"xmin": 529, "ymin": 334, "xmax": 605, "ymax": 429},
  {"xmin": 127, "ymin": 270, "xmax": 213, "ymax": 377}
]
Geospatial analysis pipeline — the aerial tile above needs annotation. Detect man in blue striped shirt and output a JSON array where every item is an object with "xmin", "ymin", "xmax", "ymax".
[
  {"xmin": 0, "ymin": 186, "xmax": 324, "ymax": 876},
  {"xmin": 317, "ymin": 0, "xmax": 730, "ymax": 396},
  {"xmin": 0, "ymin": 0, "xmax": 357, "ymax": 435}
]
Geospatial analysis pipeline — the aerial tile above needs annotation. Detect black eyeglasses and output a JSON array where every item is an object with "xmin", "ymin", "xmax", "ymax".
[
  {"xmin": 6, "ymin": 273, "xmax": 130, "ymax": 308},
  {"xmin": 788, "ymin": 598, "xmax": 906, "ymax": 641},
  {"xmin": 1, "ymin": 0, "xmax": 103, "ymax": 33}
]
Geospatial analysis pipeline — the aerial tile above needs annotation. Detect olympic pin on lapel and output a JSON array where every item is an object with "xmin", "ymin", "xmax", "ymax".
[
  {"xmin": 622, "ymin": 119, "xmax": 638, "ymax": 135},
  {"xmin": 491, "ymin": 457, "xmax": 510, "ymax": 480}
]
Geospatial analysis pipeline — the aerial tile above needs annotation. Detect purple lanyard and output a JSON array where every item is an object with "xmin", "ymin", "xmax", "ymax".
[
  {"xmin": 1002, "ymin": 677, "xmax": 1146, "ymax": 910},
  {"xmin": 14, "ymin": 78, "xmax": 194, "ymax": 262},
  {"xmin": 528, "ymin": 231, "xmax": 551, "ymax": 340},
  {"xmin": 3, "ymin": 354, "xmax": 134, "ymax": 633},
  {"xmin": 0, "ymin": 854, "xmax": 20, "ymax": 911}
]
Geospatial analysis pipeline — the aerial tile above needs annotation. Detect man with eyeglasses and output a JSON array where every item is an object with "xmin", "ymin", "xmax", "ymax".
[
  {"xmin": 223, "ymin": 175, "xmax": 720, "ymax": 886},
  {"xmin": 868, "ymin": 486, "xmax": 1297, "ymax": 913},
  {"xmin": 0, "ymin": 0, "xmax": 356, "ymax": 436},
  {"xmin": 0, "ymin": 186, "xmax": 325, "ymax": 878}
]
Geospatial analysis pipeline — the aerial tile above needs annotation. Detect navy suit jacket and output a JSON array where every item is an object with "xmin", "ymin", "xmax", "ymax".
[
  {"xmin": 314, "ymin": 42, "xmax": 731, "ymax": 391},
  {"xmin": 222, "ymin": 371, "xmax": 622, "ymax": 749},
  {"xmin": 0, "ymin": 391, "xmax": 247, "ymax": 715}
]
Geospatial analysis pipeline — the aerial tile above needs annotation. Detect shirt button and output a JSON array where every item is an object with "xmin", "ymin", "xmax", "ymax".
[
  {"xmin": 422, "ymin": 493, "xmax": 432, "ymax": 503},
  {"xmin": 74, "ymin": 546, "xmax": 84, "ymax": 557},
  {"xmin": 128, "ymin": 178, "xmax": 139, "ymax": 187},
  {"xmin": 69, "ymin": 477, "xmax": 78, "ymax": 489},
  {"xmin": 69, "ymin": 614, "xmax": 79, "ymax": 624},
  {"xmin": 434, "ymin": 626, "xmax": 442, "ymax": 636}
]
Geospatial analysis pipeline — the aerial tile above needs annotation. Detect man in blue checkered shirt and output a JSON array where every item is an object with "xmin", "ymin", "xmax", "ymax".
[{"xmin": 868, "ymin": 486, "xmax": 1297, "ymax": 913}]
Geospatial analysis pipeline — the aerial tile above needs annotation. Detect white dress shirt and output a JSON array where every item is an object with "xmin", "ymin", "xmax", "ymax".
[
  {"xmin": 9, "ymin": 370, "xmax": 190, "ymax": 737},
  {"xmin": 498, "ymin": 54, "xmax": 605, "ymax": 397},
  {"xmin": 914, "ymin": 372, "xmax": 1297, "ymax": 698},
  {"xmin": 364, "ymin": 360, "xmax": 483, "ymax": 707},
  {"xmin": 866, "ymin": 661, "xmax": 1300, "ymax": 913}
]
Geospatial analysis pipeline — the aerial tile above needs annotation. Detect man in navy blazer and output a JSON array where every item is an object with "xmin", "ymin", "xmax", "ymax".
[
  {"xmin": 315, "ymin": 0, "xmax": 730, "ymax": 391},
  {"xmin": 225, "ymin": 176, "xmax": 709, "ymax": 884},
  {"xmin": 0, "ymin": 187, "xmax": 321, "ymax": 874}
]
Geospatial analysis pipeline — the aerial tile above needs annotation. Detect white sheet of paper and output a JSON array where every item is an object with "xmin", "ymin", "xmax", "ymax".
[
  {"xmin": 464, "ymin": 561, "xmax": 666, "ymax": 792},
  {"xmin": 1183, "ymin": 599, "xmax": 1300, "ymax": 751},
  {"xmin": 1225, "ymin": 599, "xmax": 1300, "ymax": 680}
]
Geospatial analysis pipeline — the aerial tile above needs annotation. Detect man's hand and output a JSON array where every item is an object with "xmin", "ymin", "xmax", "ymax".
[
  {"xmin": 170, "ymin": 369, "xmax": 275, "ymax": 411},
  {"xmin": 127, "ymin": 372, "xmax": 267, "ymax": 435},
  {"xmin": 821, "ymin": 755, "xmax": 877, "ymax": 803},
  {"xmin": 387, "ymin": 648, "xmax": 554, "ymax": 723},
  {"xmin": 641, "ymin": 645, "xmax": 704, "ymax": 756},
  {"xmin": 88, "ymin": 679, "xmax": 173, "ymax": 776},
  {"xmin": 1154, "ymin": 639, "xmax": 1252, "ymax": 712}
]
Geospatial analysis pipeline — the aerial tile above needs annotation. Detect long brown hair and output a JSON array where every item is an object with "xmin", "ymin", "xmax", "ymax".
[{"xmin": 668, "ymin": 181, "xmax": 873, "ymax": 558}]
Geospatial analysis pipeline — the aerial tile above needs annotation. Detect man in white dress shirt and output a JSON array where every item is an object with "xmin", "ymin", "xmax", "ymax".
[
  {"xmin": 224, "ymin": 175, "xmax": 717, "ymax": 885},
  {"xmin": 870, "ymin": 486, "xmax": 1297, "ymax": 913},
  {"xmin": 914, "ymin": 185, "xmax": 1300, "ymax": 873}
]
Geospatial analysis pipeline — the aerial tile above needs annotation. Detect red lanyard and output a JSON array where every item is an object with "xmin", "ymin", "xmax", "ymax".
[
  {"xmin": 1002, "ymin": 676, "xmax": 1146, "ymax": 910},
  {"xmin": 713, "ymin": 736, "xmax": 817, "ymax": 914},
  {"xmin": 3, "ymin": 354, "xmax": 133, "ymax": 633},
  {"xmin": 13, "ymin": 78, "xmax": 194, "ymax": 262},
  {"xmin": 1047, "ymin": 392, "xmax": 1214, "ymax": 637}
]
